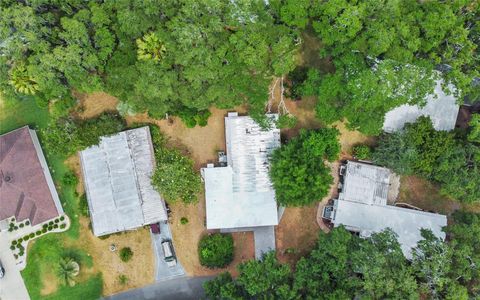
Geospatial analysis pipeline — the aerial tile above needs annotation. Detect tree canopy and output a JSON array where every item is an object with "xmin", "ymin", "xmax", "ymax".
[
  {"xmin": 299, "ymin": 0, "xmax": 479, "ymax": 135},
  {"xmin": 0, "ymin": 0, "xmax": 299, "ymax": 125},
  {"xmin": 269, "ymin": 128, "xmax": 340, "ymax": 206},
  {"xmin": 372, "ymin": 117, "xmax": 480, "ymax": 203},
  {"xmin": 205, "ymin": 213, "xmax": 480, "ymax": 299}
]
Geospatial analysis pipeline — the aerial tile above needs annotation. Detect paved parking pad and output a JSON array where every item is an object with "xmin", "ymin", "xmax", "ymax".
[
  {"xmin": 151, "ymin": 222, "xmax": 185, "ymax": 281},
  {"xmin": 0, "ymin": 232, "xmax": 30, "ymax": 300}
]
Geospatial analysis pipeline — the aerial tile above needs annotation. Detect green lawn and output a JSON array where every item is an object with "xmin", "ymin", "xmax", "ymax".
[{"xmin": 1, "ymin": 97, "xmax": 103, "ymax": 300}]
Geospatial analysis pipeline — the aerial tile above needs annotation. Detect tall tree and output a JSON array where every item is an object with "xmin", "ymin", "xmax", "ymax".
[{"xmin": 270, "ymin": 128, "xmax": 340, "ymax": 206}]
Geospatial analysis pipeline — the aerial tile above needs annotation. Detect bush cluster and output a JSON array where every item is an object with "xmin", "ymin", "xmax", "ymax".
[{"xmin": 198, "ymin": 233, "xmax": 234, "ymax": 269}]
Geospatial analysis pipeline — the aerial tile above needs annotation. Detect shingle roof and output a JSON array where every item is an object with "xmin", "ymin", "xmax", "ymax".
[{"xmin": 0, "ymin": 127, "xmax": 61, "ymax": 225}]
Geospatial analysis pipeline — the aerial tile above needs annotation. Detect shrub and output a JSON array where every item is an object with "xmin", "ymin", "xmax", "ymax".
[
  {"xmin": 12, "ymin": 240, "xmax": 17, "ymax": 245},
  {"xmin": 198, "ymin": 233, "xmax": 234, "ymax": 268},
  {"xmin": 10, "ymin": 245, "xmax": 15, "ymax": 250},
  {"xmin": 119, "ymin": 247, "xmax": 133, "ymax": 262},
  {"xmin": 55, "ymin": 219, "xmax": 60, "ymax": 224},
  {"xmin": 49, "ymin": 221, "xmax": 54, "ymax": 226},
  {"xmin": 17, "ymin": 238, "xmax": 22, "ymax": 243},
  {"xmin": 8, "ymin": 228, "xmax": 13, "ymax": 232},
  {"xmin": 353, "ymin": 144, "xmax": 372, "ymax": 160},
  {"xmin": 150, "ymin": 126, "xmax": 201, "ymax": 204},
  {"xmin": 276, "ymin": 114, "xmax": 297, "ymax": 129},
  {"xmin": 42, "ymin": 228, "xmax": 47, "ymax": 233},
  {"xmin": 54, "ymin": 224, "xmax": 59, "ymax": 229},
  {"xmin": 61, "ymin": 171, "xmax": 78, "ymax": 187},
  {"xmin": 48, "ymin": 226, "xmax": 53, "ymax": 231},
  {"xmin": 43, "ymin": 224, "xmax": 48, "ymax": 229},
  {"xmin": 29, "ymin": 233, "xmax": 35, "ymax": 238},
  {"xmin": 24, "ymin": 236, "xmax": 29, "ymax": 241},
  {"xmin": 60, "ymin": 216, "xmax": 65, "ymax": 221},
  {"xmin": 180, "ymin": 217, "xmax": 189, "ymax": 225},
  {"xmin": 25, "ymin": 220, "xmax": 30, "ymax": 226},
  {"xmin": 19, "ymin": 251, "xmax": 24, "ymax": 256},
  {"xmin": 14, "ymin": 226, "xmax": 18, "ymax": 230},
  {"xmin": 36, "ymin": 231, "xmax": 41, "ymax": 236},
  {"xmin": 60, "ymin": 224, "xmax": 66, "ymax": 229},
  {"xmin": 14, "ymin": 254, "xmax": 18, "ymax": 259},
  {"xmin": 118, "ymin": 274, "xmax": 129, "ymax": 285},
  {"xmin": 79, "ymin": 194, "xmax": 90, "ymax": 217}
]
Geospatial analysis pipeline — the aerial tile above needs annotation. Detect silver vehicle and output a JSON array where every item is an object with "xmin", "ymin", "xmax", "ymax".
[
  {"xmin": 0, "ymin": 260, "xmax": 5, "ymax": 278},
  {"xmin": 161, "ymin": 240, "xmax": 177, "ymax": 267}
]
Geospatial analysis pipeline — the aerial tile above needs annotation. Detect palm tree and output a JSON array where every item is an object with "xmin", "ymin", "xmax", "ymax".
[
  {"xmin": 58, "ymin": 257, "xmax": 80, "ymax": 287},
  {"xmin": 9, "ymin": 64, "xmax": 39, "ymax": 95},
  {"xmin": 136, "ymin": 32, "xmax": 166, "ymax": 63}
]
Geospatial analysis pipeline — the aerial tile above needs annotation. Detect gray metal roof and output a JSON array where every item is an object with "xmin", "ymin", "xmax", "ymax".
[
  {"xmin": 202, "ymin": 113, "xmax": 280, "ymax": 229},
  {"xmin": 383, "ymin": 80, "xmax": 460, "ymax": 132},
  {"xmin": 331, "ymin": 199, "xmax": 447, "ymax": 259},
  {"xmin": 339, "ymin": 161, "xmax": 390, "ymax": 206},
  {"xmin": 80, "ymin": 127, "xmax": 167, "ymax": 236}
]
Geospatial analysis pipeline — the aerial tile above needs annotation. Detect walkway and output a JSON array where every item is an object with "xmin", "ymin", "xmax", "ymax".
[
  {"xmin": 104, "ymin": 276, "xmax": 214, "ymax": 300},
  {"xmin": 0, "ymin": 232, "xmax": 30, "ymax": 300}
]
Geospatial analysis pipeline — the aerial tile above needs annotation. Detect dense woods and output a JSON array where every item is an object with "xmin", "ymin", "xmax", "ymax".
[{"xmin": 0, "ymin": 0, "xmax": 298, "ymax": 124}]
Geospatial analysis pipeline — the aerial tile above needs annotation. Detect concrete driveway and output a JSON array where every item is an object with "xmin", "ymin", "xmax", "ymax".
[
  {"xmin": 104, "ymin": 276, "xmax": 214, "ymax": 300},
  {"xmin": 0, "ymin": 232, "xmax": 30, "ymax": 300},
  {"xmin": 151, "ymin": 222, "xmax": 185, "ymax": 281}
]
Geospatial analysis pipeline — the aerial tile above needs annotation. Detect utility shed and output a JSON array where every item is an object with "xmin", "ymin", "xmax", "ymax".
[
  {"xmin": 201, "ymin": 113, "xmax": 280, "ymax": 230},
  {"xmin": 330, "ymin": 199, "xmax": 447, "ymax": 259},
  {"xmin": 339, "ymin": 161, "xmax": 390, "ymax": 206},
  {"xmin": 80, "ymin": 127, "xmax": 167, "ymax": 236},
  {"xmin": 383, "ymin": 80, "xmax": 460, "ymax": 132}
]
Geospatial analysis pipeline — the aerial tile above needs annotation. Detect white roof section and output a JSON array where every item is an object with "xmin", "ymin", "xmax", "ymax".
[
  {"xmin": 80, "ymin": 127, "xmax": 167, "ymax": 236},
  {"xmin": 331, "ymin": 199, "xmax": 447, "ymax": 259},
  {"xmin": 339, "ymin": 161, "xmax": 390, "ymax": 206},
  {"xmin": 202, "ymin": 113, "xmax": 280, "ymax": 229},
  {"xmin": 383, "ymin": 80, "xmax": 459, "ymax": 132}
]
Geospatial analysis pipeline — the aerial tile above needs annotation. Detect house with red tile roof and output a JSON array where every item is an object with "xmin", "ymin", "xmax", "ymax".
[{"xmin": 0, "ymin": 126, "xmax": 63, "ymax": 228}]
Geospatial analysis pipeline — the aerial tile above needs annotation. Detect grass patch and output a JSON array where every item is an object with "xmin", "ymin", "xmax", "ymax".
[
  {"xmin": 0, "ymin": 97, "xmax": 50, "ymax": 133},
  {"xmin": 42, "ymin": 274, "xmax": 103, "ymax": 300}
]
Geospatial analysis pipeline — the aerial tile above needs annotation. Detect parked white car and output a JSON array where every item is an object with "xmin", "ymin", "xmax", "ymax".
[{"xmin": 161, "ymin": 240, "xmax": 177, "ymax": 267}]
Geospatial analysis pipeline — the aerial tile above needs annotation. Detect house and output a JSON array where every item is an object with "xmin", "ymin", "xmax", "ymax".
[
  {"xmin": 80, "ymin": 126, "xmax": 168, "ymax": 237},
  {"xmin": 201, "ymin": 112, "xmax": 280, "ymax": 258},
  {"xmin": 0, "ymin": 126, "xmax": 64, "ymax": 229},
  {"xmin": 383, "ymin": 80, "xmax": 460, "ymax": 132},
  {"xmin": 324, "ymin": 161, "xmax": 447, "ymax": 259}
]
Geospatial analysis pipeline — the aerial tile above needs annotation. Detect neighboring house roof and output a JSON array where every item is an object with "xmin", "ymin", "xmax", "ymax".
[
  {"xmin": 80, "ymin": 126, "xmax": 167, "ymax": 236},
  {"xmin": 202, "ymin": 113, "xmax": 280, "ymax": 229},
  {"xmin": 383, "ymin": 80, "xmax": 459, "ymax": 132},
  {"xmin": 331, "ymin": 199, "xmax": 447, "ymax": 259},
  {"xmin": 0, "ymin": 126, "xmax": 62, "ymax": 225},
  {"xmin": 330, "ymin": 161, "xmax": 447, "ymax": 259},
  {"xmin": 339, "ymin": 161, "xmax": 390, "ymax": 206}
]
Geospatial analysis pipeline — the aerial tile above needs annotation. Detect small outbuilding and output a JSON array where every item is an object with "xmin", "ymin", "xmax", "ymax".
[{"xmin": 80, "ymin": 126, "xmax": 168, "ymax": 236}]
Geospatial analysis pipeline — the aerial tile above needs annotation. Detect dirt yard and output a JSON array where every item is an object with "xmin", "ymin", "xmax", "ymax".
[
  {"xmin": 73, "ymin": 91, "xmax": 119, "ymax": 119},
  {"xmin": 64, "ymin": 155, "xmax": 155, "ymax": 295},
  {"xmin": 396, "ymin": 176, "xmax": 480, "ymax": 216}
]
